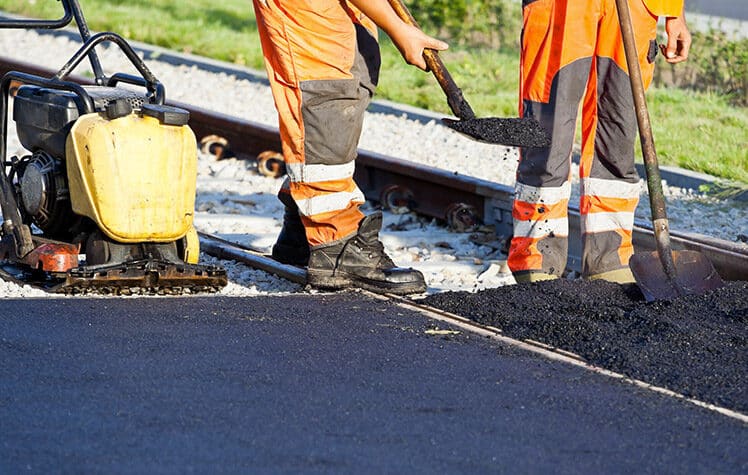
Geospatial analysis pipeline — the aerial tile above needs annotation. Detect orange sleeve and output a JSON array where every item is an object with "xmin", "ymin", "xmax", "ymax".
[{"xmin": 641, "ymin": 0, "xmax": 684, "ymax": 16}]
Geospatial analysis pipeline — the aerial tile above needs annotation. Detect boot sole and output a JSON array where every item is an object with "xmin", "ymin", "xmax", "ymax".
[{"xmin": 307, "ymin": 269, "xmax": 426, "ymax": 295}]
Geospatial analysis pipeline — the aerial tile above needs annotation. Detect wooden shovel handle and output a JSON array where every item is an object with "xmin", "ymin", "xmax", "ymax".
[
  {"xmin": 386, "ymin": 0, "xmax": 475, "ymax": 120},
  {"xmin": 615, "ymin": 0, "xmax": 679, "ymax": 280},
  {"xmin": 615, "ymin": 0, "xmax": 668, "ymax": 221}
]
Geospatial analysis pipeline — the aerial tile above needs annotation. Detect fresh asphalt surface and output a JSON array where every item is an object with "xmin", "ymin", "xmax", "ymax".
[{"xmin": 1, "ymin": 293, "xmax": 746, "ymax": 473}]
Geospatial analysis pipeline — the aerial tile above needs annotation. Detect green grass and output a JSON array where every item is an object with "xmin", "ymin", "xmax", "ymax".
[
  {"xmin": 2, "ymin": 0, "xmax": 263, "ymax": 67},
  {"xmin": 647, "ymin": 89, "xmax": 747, "ymax": 182},
  {"xmin": 3, "ymin": 0, "xmax": 747, "ymax": 183}
]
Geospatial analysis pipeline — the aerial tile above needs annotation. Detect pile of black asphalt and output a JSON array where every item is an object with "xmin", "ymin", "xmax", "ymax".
[
  {"xmin": 442, "ymin": 117, "xmax": 551, "ymax": 148},
  {"xmin": 422, "ymin": 279, "xmax": 748, "ymax": 413}
]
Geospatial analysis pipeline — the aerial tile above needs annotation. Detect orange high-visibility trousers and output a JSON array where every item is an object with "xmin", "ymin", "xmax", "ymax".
[
  {"xmin": 509, "ymin": 0, "xmax": 663, "ymax": 279},
  {"xmin": 252, "ymin": 0, "xmax": 380, "ymax": 246}
]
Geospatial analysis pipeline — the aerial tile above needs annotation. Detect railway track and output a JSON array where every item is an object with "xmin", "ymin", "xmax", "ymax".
[
  {"xmin": 184, "ymin": 110, "xmax": 748, "ymax": 281},
  {"xmin": 1, "ymin": 56, "xmax": 747, "ymax": 281}
]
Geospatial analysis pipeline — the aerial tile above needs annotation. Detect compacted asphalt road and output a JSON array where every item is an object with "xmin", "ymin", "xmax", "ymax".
[{"xmin": 1, "ymin": 293, "xmax": 745, "ymax": 473}]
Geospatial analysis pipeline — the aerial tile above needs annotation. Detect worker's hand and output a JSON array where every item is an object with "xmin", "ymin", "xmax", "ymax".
[
  {"xmin": 660, "ymin": 14, "xmax": 691, "ymax": 64},
  {"xmin": 388, "ymin": 23, "xmax": 448, "ymax": 71},
  {"xmin": 346, "ymin": 0, "xmax": 447, "ymax": 70}
]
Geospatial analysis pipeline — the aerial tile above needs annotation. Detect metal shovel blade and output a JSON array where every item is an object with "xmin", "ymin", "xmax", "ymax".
[
  {"xmin": 442, "ymin": 117, "xmax": 551, "ymax": 148},
  {"xmin": 386, "ymin": 0, "xmax": 551, "ymax": 149},
  {"xmin": 629, "ymin": 250, "xmax": 724, "ymax": 302}
]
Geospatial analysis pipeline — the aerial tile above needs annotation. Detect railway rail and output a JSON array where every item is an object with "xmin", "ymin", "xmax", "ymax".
[{"xmin": 1, "ymin": 56, "xmax": 747, "ymax": 282}]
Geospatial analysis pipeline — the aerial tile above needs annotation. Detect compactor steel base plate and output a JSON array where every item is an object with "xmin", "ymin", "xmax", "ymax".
[{"xmin": 0, "ymin": 258, "xmax": 228, "ymax": 295}]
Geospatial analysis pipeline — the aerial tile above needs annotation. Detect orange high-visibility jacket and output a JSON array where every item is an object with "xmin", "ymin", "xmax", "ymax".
[{"xmin": 642, "ymin": 0, "xmax": 683, "ymax": 16}]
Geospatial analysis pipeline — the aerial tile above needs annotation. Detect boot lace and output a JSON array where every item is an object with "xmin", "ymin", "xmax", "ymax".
[{"xmin": 358, "ymin": 238, "xmax": 395, "ymax": 268}]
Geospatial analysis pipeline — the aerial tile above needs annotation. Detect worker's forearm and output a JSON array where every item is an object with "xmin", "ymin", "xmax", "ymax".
[
  {"xmin": 347, "ymin": 0, "xmax": 404, "ymax": 37},
  {"xmin": 347, "ymin": 0, "xmax": 448, "ymax": 70}
]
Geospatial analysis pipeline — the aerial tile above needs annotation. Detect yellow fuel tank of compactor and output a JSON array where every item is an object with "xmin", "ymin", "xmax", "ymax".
[{"xmin": 66, "ymin": 110, "xmax": 197, "ymax": 243}]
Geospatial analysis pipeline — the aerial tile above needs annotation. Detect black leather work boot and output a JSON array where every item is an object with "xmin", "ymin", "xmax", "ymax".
[
  {"xmin": 306, "ymin": 211, "xmax": 427, "ymax": 295},
  {"xmin": 271, "ymin": 204, "xmax": 310, "ymax": 266}
]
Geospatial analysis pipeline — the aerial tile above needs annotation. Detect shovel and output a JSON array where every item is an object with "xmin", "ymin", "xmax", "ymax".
[
  {"xmin": 615, "ymin": 0, "xmax": 723, "ymax": 301},
  {"xmin": 387, "ymin": 0, "xmax": 550, "ymax": 148}
]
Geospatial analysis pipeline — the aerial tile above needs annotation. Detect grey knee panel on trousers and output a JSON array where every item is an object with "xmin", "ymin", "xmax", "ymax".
[{"xmin": 300, "ymin": 23, "xmax": 380, "ymax": 167}]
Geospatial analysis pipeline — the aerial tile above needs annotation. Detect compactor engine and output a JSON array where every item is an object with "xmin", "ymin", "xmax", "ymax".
[{"xmin": 0, "ymin": 0, "xmax": 227, "ymax": 293}]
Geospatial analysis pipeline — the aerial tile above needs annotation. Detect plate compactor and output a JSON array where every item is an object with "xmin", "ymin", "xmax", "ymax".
[{"xmin": 0, "ymin": 0, "xmax": 227, "ymax": 293}]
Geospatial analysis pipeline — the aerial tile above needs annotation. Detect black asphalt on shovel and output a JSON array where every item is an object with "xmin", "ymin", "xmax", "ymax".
[
  {"xmin": 387, "ymin": 0, "xmax": 550, "ymax": 148},
  {"xmin": 615, "ymin": 0, "xmax": 723, "ymax": 301}
]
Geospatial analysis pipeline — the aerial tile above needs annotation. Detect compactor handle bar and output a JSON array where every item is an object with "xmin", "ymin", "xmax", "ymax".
[
  {"xmin": 0, "ymin": 0, "xmax": 105, "ymax": 82},
  {"xmin": 0, "ymin": 0, "xmax": 74, "ymax": 29},
  {"xmin": 53, "ymin": 32, "xmax": 165, "ymax": 104},
  {"xmin": 0, "ymin": 0, "xmax": 164, "ymax": 101}
]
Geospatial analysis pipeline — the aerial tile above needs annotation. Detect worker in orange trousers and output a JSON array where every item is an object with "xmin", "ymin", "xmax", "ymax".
[
  {"xmin": 251, "ymin": 0, "xmax": 447, "ymax": 294},
  {"xmin": 509, "ymin": 0, "xmax": 691, "ymax": 283}
]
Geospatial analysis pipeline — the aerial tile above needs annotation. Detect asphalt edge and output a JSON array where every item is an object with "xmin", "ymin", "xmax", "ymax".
[{"xmin": 383, "ymin": 291, "xmax": 748, "ymax": 425}]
